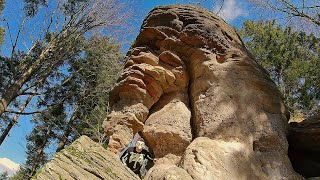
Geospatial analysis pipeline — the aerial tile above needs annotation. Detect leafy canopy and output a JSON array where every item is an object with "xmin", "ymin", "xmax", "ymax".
[{"xmin": 239, "ymin": 20, "xmax": 320, "ymax": 116}]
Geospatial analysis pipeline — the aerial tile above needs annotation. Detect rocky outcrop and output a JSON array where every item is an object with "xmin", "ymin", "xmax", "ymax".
[
  {"xmin": 32, "ymin": 136, "xmax": 139, "ymax": 180},
  {"xmin": 289, "ymin": 114, "xmax": 320, "ymax": 178},
  {"xmin": 103, "ymin": 4, "xmax": 303, "ymax": 179}
]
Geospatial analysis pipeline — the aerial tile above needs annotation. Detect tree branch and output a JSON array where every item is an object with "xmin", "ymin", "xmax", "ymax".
[
  {"xmin": 11, "ymin": 19, "xmax": 26, "ymax": 57},
  {"xmin": 19, "ymin": 91, "xmax": 46, "ymax": 96},
  {"xmin": 5, "ymin": 109, "xmax": 41, "ymax": 115},
  {"xmin": 0, "ymin": 92, "xmax": 35, "ymax": 146},
  {"xmin": 269, "ymin": 0, "xmax": 320, "ymax": 26},
  {"xmin": 3, "ymin": 18, "xmax": 14, "ymax": 48}
]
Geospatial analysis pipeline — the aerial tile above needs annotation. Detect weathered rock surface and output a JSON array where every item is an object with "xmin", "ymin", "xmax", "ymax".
[
  {"xmin": 101, "ymin": 4, "xmax": 302, "ymax": 179},
  {"xmin": 143, "ymin": 92, "xmax": 192, "ymax": 158},
  {"xmin": 145, "ymin": 164, "xmax": 193, "ymax": 180},
  {"xmin": 180, "ymin": 137, "xmax": 264, "ymax": 180},
  {"xmin": 32, "ymin": 136, "xmax": 139, "ymax": 180},
  {"xmin": 289, "ymin": 114, "xmax": 320, "ymax": 178},
  {"xmin": 180, "ymin": 137, "xmax": 299, "ymax": 180}
]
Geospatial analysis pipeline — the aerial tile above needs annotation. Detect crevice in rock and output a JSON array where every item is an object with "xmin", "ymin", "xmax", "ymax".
[
  {"xmin": 192, "ymin": 149, "xmax": 201, "ymax": 164},
  {"xmin": 83, "ymin": 168, "xmax": 104, "ymax": 180},
  {"xmin": 55, "ymin": 154, "xmax": 88, "ymax": 179},
  {"xmin": 185, "ymin": 54, "xmax": 197, "ymax": 141}
]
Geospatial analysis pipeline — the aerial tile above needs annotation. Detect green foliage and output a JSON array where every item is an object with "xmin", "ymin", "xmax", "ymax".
[
  {"xmin": 0, "ymin": 171, "xmax": 9, "ymax": 180},
  {"xmin": 238, "ymin": 20, "xmax": 320, "ymax": 116},
  {"xmin": 18, "ymin": 36, "xmax": 123, "ymax": 178},
  {"xmin": 0, "ymin": 0, "xmax": 125, "ymax": 178},
  {"xmin": 22, "ymin": 104, "xmax": 67, "ymax": 178},
  {"xmin": 9, "ymin": 166, "xmax": 29, "ymax": 180},
  {"xmin": 23, "ymin": 0, "xmax": 90, "ymax": 17},
  {"xmin": 70, "ymin": 35, "xmax": 123, "ymax": 144},
  {"xmin": 24, "ymin": 0, "xmax": 47, "ymax": 16}
]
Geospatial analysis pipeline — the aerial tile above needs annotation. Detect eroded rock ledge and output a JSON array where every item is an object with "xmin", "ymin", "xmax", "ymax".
[
  {"xmin": 103, "ymin": 4, "xmax": 302, "ymax": 179},
  {"xmin": 32, "ymin": 136, "xmax": 139, "ymax": 180}
]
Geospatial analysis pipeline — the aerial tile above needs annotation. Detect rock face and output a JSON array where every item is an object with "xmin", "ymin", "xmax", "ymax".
[
  {"xmin": 103, "ymin": 4, "xmax": 303, "ymax": 179},
  {"xmin": 32, "ymin": 136, "xmax": 139, "ymax": 180},
  {"xmin": 289, "ymin": 114, "xmax": 320, "ymax": 178}
]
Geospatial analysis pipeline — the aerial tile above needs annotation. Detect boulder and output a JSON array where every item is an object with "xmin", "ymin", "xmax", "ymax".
[
  {"xmin": 289, "ymin": 114, "xmax": 320, "ymax": 178},
  {"xmin": 143, "ymin": 92, "xmax": 192, "ymax": 158},
  {"xmin": 104, "ymin": 4, "xmax": 302, "ymax": 179},
  {"xmin": 145, "ymin": 164, "xmax": 193, "ymax": 180},
  {"xmin": 180, "ymin": 137, "xmax": 300, "ymax": 180},
  {"xmin": 32, "ymin": 136, "xmax": 139, "ymax": 180}
]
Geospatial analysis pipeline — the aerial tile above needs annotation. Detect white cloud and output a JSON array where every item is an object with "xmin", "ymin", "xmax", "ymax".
[
  {"xmin": 0, "ymin": 158, "xmax": 20, "ymax": 176},
  {"xmin": 213, "ymin": 0, "xmax": 248, "ymax": 22}
]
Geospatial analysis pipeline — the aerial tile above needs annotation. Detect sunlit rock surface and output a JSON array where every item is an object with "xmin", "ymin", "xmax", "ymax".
[
  {"xmin": 104, "ymin": 4, "xmax": 302, "ymax": 179},
  {"xmin": 33, "ymin": 4, "xmax": 309, "ymax": 180},
  {"xmin": 32, "ymin": 136, "xmax": 139, "ymax": 180}
]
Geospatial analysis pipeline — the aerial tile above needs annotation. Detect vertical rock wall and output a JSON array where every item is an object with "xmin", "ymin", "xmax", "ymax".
[{"xmin": 104, "ymin": 5, "xmax": 302, "ymax": 179}]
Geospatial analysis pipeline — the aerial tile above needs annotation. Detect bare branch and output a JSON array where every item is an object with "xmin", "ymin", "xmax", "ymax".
[
  {"xmin": 4, "ymin": 109, "xmax": 41, "ymax": 115},
  {"xmin": 19, "ymin": 91, "xmax": 46, "ymax": 96},
  {"xmin": 11, "ymin": 19, "xmax": 26, "ymax": 56},
  {"xmin": 3, "ymin": 18, "xmax": 14, "ymax": 48},
  {"xmin": 0, "ymin": 92, "xmax": 35, "ymax": 146},
  {"xmin": 192, "ymin": 0, "xmax": 209, "ymax": 5}
]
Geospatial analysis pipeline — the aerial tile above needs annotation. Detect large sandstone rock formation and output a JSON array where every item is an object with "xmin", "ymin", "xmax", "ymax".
[
  {"xmin": 103, "ymin": 4, "xmax": 302, "ymax": 179},
  {"xmin": 32, "ymin": 136, "xmax": 139, "ymax": 180}
]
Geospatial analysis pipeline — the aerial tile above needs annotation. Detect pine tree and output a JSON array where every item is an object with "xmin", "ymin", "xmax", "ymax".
[
  {"xmin": 17, "ymin": 36, "xmax": 123, "ymax": 179},
  {"xmin": 238, "ymin": 20, "xmax": 320, "ymax": 116},
  {"xmin": 0, "ymin": 171, "xmax": 9, "ymax": 180},
  {"xmin": 0, "ymin": 0, "xmax": 126, "ymax": 145},
  {"xmin": 24, "ymin": 104, "xmax": 66, "ymax": 178}
]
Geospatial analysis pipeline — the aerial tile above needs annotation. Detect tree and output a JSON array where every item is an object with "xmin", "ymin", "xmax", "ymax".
[
  {"xmin": 23, "ymin": 104, "xmax": 66, "ymax": 178},
  {"xmin": 55, "ymin": 35, "xmax": 123, "ymax": 151},
  {"xmin": 10, "ymin": 166, "xmax": 30, "ymax": 180},
  {"xmin": 0, "ymin": 0, "xmax": 127, "ymax": 176},
  {"xmin": 14, "ymin": 35, "xmax": 123, "ymax": 179},
  {"xmin": 0, "ymin": 171, "xmax": 9, "ymax": 180},
  {"xmin": 238, "ymin": 20, "xmax": 320, "ymax": 116},
  {"xmin": 251, "ymin": 0, "xmax": 320, "ymax": 33},
  {"xmin": 0, "ymin": 0, "xmax": 127, "ymax": 145}
]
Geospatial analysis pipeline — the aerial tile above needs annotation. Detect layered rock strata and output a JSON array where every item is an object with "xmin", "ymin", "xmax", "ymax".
[
  {"xmin": 32, "ymin": 136, "xmax": 139, "ymax": 180},
  {"xmin": 104, "ymin": 5, "xmax": 302, "ymax": 179}
]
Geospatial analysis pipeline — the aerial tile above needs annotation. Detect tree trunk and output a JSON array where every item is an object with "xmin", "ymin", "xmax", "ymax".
[
  {"xmin": 29, "ymin": 125, "xmax": 53, "ymax": 178},
  {"xmin": 0, "ymin": 94, "xmax": 34, "ymax": 146},
  {"xmin": 56, "ymin": 105, "xmax": 78, "ymax": 152},
  {"xmin": 0, "ymin": 43, "xmax": 55, "ymax": 116}
]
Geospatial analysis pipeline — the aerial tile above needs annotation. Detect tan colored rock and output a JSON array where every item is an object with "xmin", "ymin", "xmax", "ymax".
[
  {"xmin": 104, "ymin": 10, "xmax": 190, "ymax": 155},
  {"xmin": 143, "ymin": 92, "xmax": 192, "ymax": 158},
  {"xmin": 180, "ymin": 137, "xmax": 267, "ymax": 180},
  {"xmin": 154, "ymin": 154, "xmax": 182, "ymax": 165},
  {"xmin": 145, "ymin": 164, "xmax": 193, "ymax": 180},
  {"xmin": 183, "ymin": 137, "xmax": 302, "ymax": 180},
  {"xmin": 103, "ymin": 4, "xmax": 302, "ymax": 179},
  {"xmin": 32, "ymin": 136, "xmax": 139, "ymax": 180},
  {"xmin": 104, "ymin": 104, "xmax": 146, "ymax": 154}
]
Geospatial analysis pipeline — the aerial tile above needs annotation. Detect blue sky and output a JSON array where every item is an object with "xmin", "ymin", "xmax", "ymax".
[{"xmin": 0, "ymin": 0, "xmax": 255, "ymax": 171}]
